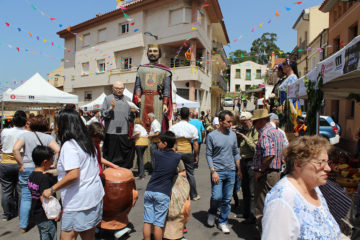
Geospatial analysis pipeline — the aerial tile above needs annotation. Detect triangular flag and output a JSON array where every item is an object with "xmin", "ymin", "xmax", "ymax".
[
  {"xmin": 59, "ymin": 24, "xmax": 63, "ymax": 28},
  {"xmin": 5, "ymin": 22, "xmax": 10, "ymax": 27},
  {"xmin": 51, "ymin": 42, "xmax": 54, "ymax": 46},
  {"xmin": 293, "ymin": 2, "xmax": 302, "ymax": 4},
  {"xmin": 285, "ymin": 7, "xmax": 291, "ymax": 11},
  {"xmin": 130, "ymin": 22, "xmax": 135, "ymax": 26},
  {"xmin": 259, "ymin": 24, "xmax": 263, "ymax": 28},
  {"xmin": 119, "ymin": 6, "xmax": 127, "ymax": 10},
  {"xmin": 268, "ymin": 19, "xmax": 272, "ymax": 24},
  {"xmin": 276, "ymin": 11, "xmax": 280, "ymax": 17},
  {"xmin": 36, "ymin": 36, "xmax": 40, "ymax": 40},
  {"xmin": 43, "ymin": 39, "xmax": 47, "ymax": 43},
  {"xmin": 251, "ymin": 26, "xmax": 255, "ymax": 32},
  {"xmin": 28, "ymin": 32, "xmax": 32, "ymax": 37},
  {"xmin": 202, "ymin": 4, "xmax": 210, "ymax": 7},
  {"xmin": 16, "ymin": 47, "xmax": 20, "ymax": 52},
  {"xmin": 67, "ymin": 26, "xmax": 71, "ymax": 31},
  {"xmin": 124, "ymin": 13, "xmax": 129, "ymax": 18},
  {"xmin": 17, "ymin": 28, "xmax": 21, "ymax": 32},
  {"xmin": 31, "ymin": 4, "xmax": 36, "ymax": 10},
  {"xmin": 50, "ymin": 18, "xmax": 56, "ymax": 21}
]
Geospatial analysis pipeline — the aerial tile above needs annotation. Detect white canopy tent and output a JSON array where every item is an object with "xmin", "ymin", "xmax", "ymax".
[
  {"xmin": 0, "ymin": 73, "xmax": 78, "ymax": 111},
  {"xmin": 287, "ymin": 67, "xmax": 318, "ymax": 99},
  {"xmin": 176, "ymin": 94, "xmax": 200, "ymax": 109}
]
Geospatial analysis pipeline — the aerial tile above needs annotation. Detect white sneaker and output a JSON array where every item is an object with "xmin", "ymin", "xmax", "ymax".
[
  {"xmin": 218, "ymin": 223, "xmax": 230, "ymax": 234},
  {"xmin": 207, "ymin": 214, "xmax": 216, "ymax": 227}
]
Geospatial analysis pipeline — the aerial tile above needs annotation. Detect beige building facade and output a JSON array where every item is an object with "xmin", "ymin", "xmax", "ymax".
[
  {"xmin": 57, "ymin": 0, "xmax": 229, "ymax": 111},
  {"xmin": 48, "ymin": 60, "xmax": 64, "ymax": 90},
  {"xmin": 320, "ymin": 0, "xmax": 360, "ymax": 153},
  {"xmin": 230, "ymin": 61, "xmax": 266, "ymax": 93},
  {"xmin": 292, "ymin": 6, "xmax": 329, "ymax": 77}
]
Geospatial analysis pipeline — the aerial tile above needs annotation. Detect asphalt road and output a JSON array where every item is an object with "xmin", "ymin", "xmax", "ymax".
[{"xmin": 0, "ymin": 145, "xmax": 256, "ymax": 239}]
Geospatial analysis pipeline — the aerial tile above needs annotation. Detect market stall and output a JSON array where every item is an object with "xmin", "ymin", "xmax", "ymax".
[{"xmin": 175, "ymin": 94, "xmax": 200, "ymax": 109}]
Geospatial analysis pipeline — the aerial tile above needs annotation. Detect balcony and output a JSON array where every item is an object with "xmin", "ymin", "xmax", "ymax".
[
  {"xmin": 212, "ymin": 73, "xmax": 227, "ymax": 92},
  {"xmin": 212, "ymin": 41, "xmax": 228, "ymax": 64}
]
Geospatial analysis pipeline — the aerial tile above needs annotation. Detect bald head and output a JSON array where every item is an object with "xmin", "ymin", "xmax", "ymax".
[{"xmin": 112, "ymin": 81, "xmax": 125, "ymax": 97}]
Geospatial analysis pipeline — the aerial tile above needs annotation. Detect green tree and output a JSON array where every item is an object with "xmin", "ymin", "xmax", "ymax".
[
  {"xmin": 228, "ymin": 49, "xmax": 256, "ymax": 64},
  {"xmin": 250, "ymin": 32, "xmax": 286, "ymax": 64}
]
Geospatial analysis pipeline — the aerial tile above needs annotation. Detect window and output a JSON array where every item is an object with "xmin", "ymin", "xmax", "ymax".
[
  {"xmin": 334, "ymin": 37, "xmax": 340, "ymax": 52},
  {"xmin": 245, "ymin": 84, "xmax": 251, "ymax": 90},
  {"xmin": 256, "ymin": 69, "xmax": 261, "ymax": 79},
  {"xmin": 319, "ymin": 118, "xmax": 330, "ymax": 126},
  {"xmin": 351, "ymin": 101, "xmax": 355, "ymax": 118},
  {"xmin": 98, "ymin": 28, "xmax": 106, "ymax": 43},
  {"xmin": 246, "ymin": 69, "xmax": 251, "ymax": 80},
  {"xmin": 349, "ymin": 24, "xmax": 358, "ymax": 42},
  {"xmin": 84, "ymin": 91, "xmax": 92, "ymax": 101},
  {"xmin": 83, "ymin": 33, "xmax": 90, "ymax": 47},
  {"xmin": 82, "ymin": 62, "xmax": 89, "ymax": 75},
  {"xmin": 235, "ymin": 69, "xmax": 241, "ymax": 78},
  {"xmin": 97, "ymin": 59, "xmax": 105, "ymax": 73},
  {"xmin": 124, "ymin": 57, "xmax": 132, "ymax": 70},
  {"xmin": 119, "ymin": 23, "xmax": 129, "ymax": 34},
  {"xmin": 170, "ymin": 8, "xmax": 183, "ymax": 25},
  {"xmin": 235, "ymin": 84, "xmax": 241, "ymax": 92}
]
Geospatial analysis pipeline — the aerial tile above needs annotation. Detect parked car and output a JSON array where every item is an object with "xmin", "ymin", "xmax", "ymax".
[
  {"xmin": 319, "ymin": 115, "xmax": 341, "ymax": 145},
  {"xmin": 302, "ymin": 114, "xmax": 340, "ymax": 145},
  {"xmin": 223, "ymin": 97, "xmax": 234, "ymax": 107}
]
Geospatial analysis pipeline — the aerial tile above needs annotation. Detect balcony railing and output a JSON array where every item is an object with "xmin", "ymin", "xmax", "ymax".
[
  {"xmin": 212, "ymin": 74, "xmax": 227, "ymax": 92},
  {"xmin": 212, "ymin": 41, "xmax": 228, "ymax": 64}
]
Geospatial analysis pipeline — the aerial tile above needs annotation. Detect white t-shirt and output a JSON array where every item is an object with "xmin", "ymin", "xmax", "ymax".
[
  {"xmin": 212, "ymin": 117, "xmax": 219, "ymax": 126},
  {"xmin": 150, "ymin": 119, "xmax": 161, "ymax": 135},
  {"xmin": 1, "ymin": 127, "xmax": 27, "ymax": 154},
  {"xmin": 57, "ymin": 139, "xmax": 104, "ymax": 212},
  {"xmin": 170, "ymin": 120, "xmax": 198, "ymax": 140},
  {"xmin": 134, "ymin": 124, "xmax": 148, "ymax": 137}
]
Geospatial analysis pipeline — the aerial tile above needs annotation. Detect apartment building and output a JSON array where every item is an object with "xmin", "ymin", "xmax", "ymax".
[
  {"xmin": 320, "ymin": 0, "xmax": 360, "ymax": 152},
  {"xmin": 48, "ymin": 59, "xmax": 64, "ymax": 90},
  {"xmin": 291, "ymin": 6, "xmax": 329, "ymax": 76},
  {"xmin": 230, "ymin": 61, "xmax": 266, "ymax": 93},
  {"xmin": 57, "ymin": 0, "xmax": 229, "ymax": 111}
]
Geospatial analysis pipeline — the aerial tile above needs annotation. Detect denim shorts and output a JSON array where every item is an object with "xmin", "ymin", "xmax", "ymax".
[
  {"xmin": 61, "ymin": 200, "xmax": 103, "ymax": 232},
  {"xmin": 143, "ymin": 191, "xmax": 170, "ymax": 227}
]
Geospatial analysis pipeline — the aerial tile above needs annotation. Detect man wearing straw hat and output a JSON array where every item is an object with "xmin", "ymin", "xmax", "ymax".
[{"xmin": 251, "ymin": 109, "xmax": 285, "ymax": 234}]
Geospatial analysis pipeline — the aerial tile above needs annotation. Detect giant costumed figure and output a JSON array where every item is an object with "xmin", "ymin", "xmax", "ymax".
[{"xmin": 133, "ymin": 44, "xmax": 173, "ymax": 130}]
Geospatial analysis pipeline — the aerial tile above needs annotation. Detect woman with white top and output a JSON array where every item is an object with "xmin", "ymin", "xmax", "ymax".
[
  {"xmin": 132, "ymin": 118, "xmax": 149, "ymax": 179},
  {"xmin": 278, "ymin": 59, "xmax": 299, "ymax": 105},
  {"xmin": 13, "ymin": 115, "xmax": 60, "ymax": 232},
  {"xmin": 0, "ymin": 110, "xmax": 27, "ymax": 221},
  {"xmin": 262, "ymin": 135, "xmax": 341, "ymax": 240},
  {"xmin": 42, "ymin": 108, "xmax": 104, "ymax": 240}
]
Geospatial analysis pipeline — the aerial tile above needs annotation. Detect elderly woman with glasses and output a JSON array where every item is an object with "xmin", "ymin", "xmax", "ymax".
[{"xmin": 261, "ymin": 135, "xmax": 341, "ymax": 240}]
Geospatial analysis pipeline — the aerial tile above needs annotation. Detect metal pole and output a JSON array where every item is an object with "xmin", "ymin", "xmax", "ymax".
[
  {"xmin": 1, "ymin": 101, "xmax": 4, "ymax": 129},
  {"xmin": 316, "ymin": 110, "xmax": 320, "ymax": 135}
]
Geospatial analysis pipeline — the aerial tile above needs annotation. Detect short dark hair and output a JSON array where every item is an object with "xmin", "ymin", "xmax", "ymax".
[
  {"xmin": 12, "ymin": 110, "xmax": 27, "ymax": 127},
  {"xmin": 218, "ymin": 110, "xmax": 233, "ymax": 121},
  {"xmin": 79, "ymin": 109, "xmax": 84, "ymax": 116},
  {"xmin": 159, "ymin": 131, "xmax": 176, "ymax": 149},
  {"xmin": 29, "ymin": 115, "xmax": 49, "ymax": 132},
  {"xmin": 180, "ymin": 107, "xmax": 190, "ymax": 120},
  {"xmin": 32, "ymin": 146, "xmax": 54, "ymax": 166},
  {"xmin": 87, "ymin": 122, "xmax": 105, "ymax": 141}
]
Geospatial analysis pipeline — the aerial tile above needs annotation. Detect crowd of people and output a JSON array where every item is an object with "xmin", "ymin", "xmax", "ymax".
[{"xmin": 0, "ymin": 66, "xmax": 347, "ymax": 240}]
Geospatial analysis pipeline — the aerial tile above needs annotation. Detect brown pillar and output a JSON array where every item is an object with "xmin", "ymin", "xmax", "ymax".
[{"xmin": 189, "ymin": 0, "xmax": 198, "ymax": 104}]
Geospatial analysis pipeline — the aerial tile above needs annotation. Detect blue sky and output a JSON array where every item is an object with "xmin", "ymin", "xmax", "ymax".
[{"xmin": 0, "ymin": 0, "xmax": 324, "ymax": 92}]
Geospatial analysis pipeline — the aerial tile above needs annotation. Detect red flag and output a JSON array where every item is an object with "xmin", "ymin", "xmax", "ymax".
[
  {"xmin": 16, "ymin": 47, "xmax": 20, "ymax": 52},
  {"xmin": 340, "ymin": 41, "xmax": 344, "ymax": 47},
  {"xmin": 67, "ymin": 50, "xmax": 71, "ymax": 53},
  {"xmin": 202, "ymin": 4, "xmax": 210, "ymax": 7},
  {"xmin": 50, "ymin": 18, "xmax": 56, "ymax": 21},
  {"xmin": 5, "ymin": 22, "xmax": 10, "ymax": 27},
  {"xmin": 293, "ymin": 2, "xmax": 302, "ymax": 4}
]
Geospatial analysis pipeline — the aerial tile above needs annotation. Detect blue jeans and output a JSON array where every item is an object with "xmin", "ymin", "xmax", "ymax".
[
  {"xmin": 19, "ymin": 167, "xmax": 34, "ymax": 229},
  {"xmin": 38, "ymin": 220, "xmax": 57, "ymax": 240},
  {"xmin": 208, "ymin": 171, "xmax": 236, "ymax": 224}
]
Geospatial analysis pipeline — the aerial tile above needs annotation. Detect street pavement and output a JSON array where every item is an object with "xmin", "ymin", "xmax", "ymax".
[{"xmin": 0, "ymin": 144, "xmax": 257, "ymax": 239}]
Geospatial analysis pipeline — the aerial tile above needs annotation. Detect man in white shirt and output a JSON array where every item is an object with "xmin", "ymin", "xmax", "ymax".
[
  {"xmin": 170, "ymin": 107, "xmax": 200, "ymax": 200},
  {"xmin": 148, "ymin": 113, "xmax": 161, "ymax": 168},
  {"xmin": 79, "ymin": 109, "xmax": 87, "ymax": 125},
  {"xmin": 86, "ymin": 110, "xmax": 101, "ymax": 126},
  {"xmin": 0, "ymin": 110, "xmax": 28, "ymax": 221},
  {"xmin": 269, "ymin": 113, "xmax": 289, "ymax": 146}
]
